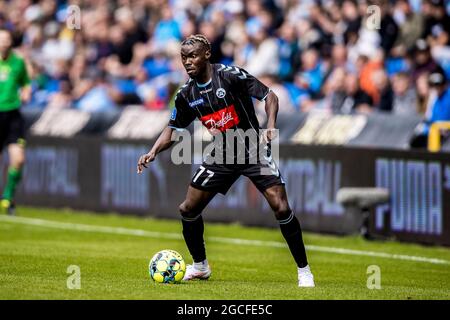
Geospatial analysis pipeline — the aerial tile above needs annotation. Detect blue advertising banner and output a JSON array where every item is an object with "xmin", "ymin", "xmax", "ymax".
[{"xmin": 2, "ymin": 137, "xmax": 449, "ymax": 246}]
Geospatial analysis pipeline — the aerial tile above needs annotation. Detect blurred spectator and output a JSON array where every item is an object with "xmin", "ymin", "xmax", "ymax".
[
  {"xmin": 391, "ymin": 0, "xmax": 424, "ymax": 57},
  {"xmin": 277, "ymin": 21, "xmax": 299, "ymax": 81},
  {"xmin": 333, "ymin": 72, "xmax": 373, "ymax": 114},
  {"xmin": 410, "ymin": 69, "xmax": 450, "ymax": 148},
  {"xmin": 377, "ymin": 0, "xmax": 399, "ymax": 55},
  {"xmin": 416, "ymin": 72, "xmax": 434, "ymax": 114},
  {"xmin": 0, "ymin": 0, "xmax": 446, "ymax": 134},
  {"xmin": 391, "ymin": 72, "xmax": 419, "ymax": 115},
  {"xmin": 359, "ymin": 51, "xmax": 384, "ymax": 103},
  {"xmin": 371, "ymin": 69, "xmax": 394, "ymax": 112},
  {"xmin": 426, "ymin": 0, "xmax": 450, "ymax": 79},
  {"xmin": 321, "ymin": 66, "xmax": 346, "ymax": 112},
  {"xmin": 295, "ymin": 48, "xmax": 325, "ymax": 97},
  {"xmin": 199, "ymin": 20, "xmax": 225, "ymax": 64},
  {"xmin": 422, "ymin": 0, "xmax": 450, "ymax": 45},
  {"xmin": 112, "ymin": 6, "xmax": 148, "ymax": 65},
  {"xmin": 41, "ymin": 22, "xmax": 75, "ymax": 71},
  {"xmin": 342, "ymin": 0, "xmax": 362, "ymax": 47},
  {"xmin": 73, "ymin": 68, "xmax": 118, "ymax": 113},
  {"xmin": 411, "ymin": 38, "xmax": 440, "ymax": 82},
  {"xmin": 257, "ymin": 74, "xmax": 297, "ymax": 116},
  {"xmin": 152, "ymin": 4, "xmax": 181, "ymax": 47},
  {"xmin": 425, "ymin": 70, "xmax": 450, "ymax": 128},
  {"xmin": 237, "ymin": 17, "xmax": 279, "ymax": 77},
  {"xmin": 330, "ymin": 43, "xmax": 349, "ymax": 69}
]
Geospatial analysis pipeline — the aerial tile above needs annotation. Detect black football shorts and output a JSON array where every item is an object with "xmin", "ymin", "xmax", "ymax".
[
  {"xmin": 0, "ymin": 109, "xmax": 26, "ymax": 151},
  {"xmin": 190, "ymin": 156, "xmax": 285, "ymax": 195}
]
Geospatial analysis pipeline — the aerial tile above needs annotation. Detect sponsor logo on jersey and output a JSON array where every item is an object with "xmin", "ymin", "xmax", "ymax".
[
  {"xmin": 216, "ymin": 88, "xmax": 226, "ymax": 99},
  {"xmin": 199, "ymin": 105, "xmax": 240, "ymax": 132},
  {"xmin": 0, "ymin": 65, "xmax": 11, "ymax": 81},
  {"xmin": 170, "ymin": 108, "xmax": 177, "ymax": 120},
  {"xmin": 200, "ymin": 88, "xmax": 212, "ymax": 94},
  {"xmin": 188, "ymin": 98, "xmax": 204, "ymax": 108}
]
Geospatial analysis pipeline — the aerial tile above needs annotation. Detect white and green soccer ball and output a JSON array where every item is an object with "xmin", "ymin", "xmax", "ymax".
[{"xmin": 149, "ymin": 250, "xmax": 186, "ymax": 284}]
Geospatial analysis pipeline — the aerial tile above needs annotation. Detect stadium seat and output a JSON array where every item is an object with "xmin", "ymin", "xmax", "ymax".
[{"xmin": 428, "ymin": 121, "xmax": 450, "ymax": 152}]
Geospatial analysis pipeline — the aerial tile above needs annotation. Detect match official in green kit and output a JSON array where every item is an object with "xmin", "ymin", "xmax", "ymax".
[{"xmin": 0, "ymin": 28, "xmax": 31, "ymax": 215}]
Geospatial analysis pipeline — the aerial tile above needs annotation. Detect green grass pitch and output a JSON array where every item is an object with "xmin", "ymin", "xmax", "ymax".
[{"xmin": 0, "ymin": 207, "xmax": 449, "ymax": 300}]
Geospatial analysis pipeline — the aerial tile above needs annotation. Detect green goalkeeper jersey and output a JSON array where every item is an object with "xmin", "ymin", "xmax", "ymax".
[{"xmin": 0, "ymin": 52, "xmax": 30, "ymax": 112}]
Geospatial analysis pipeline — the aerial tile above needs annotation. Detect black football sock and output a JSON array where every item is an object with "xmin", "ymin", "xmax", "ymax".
[
  {"xmin": 181, "ymin": 213, "xmax": 206, "ymax": 263},
  {"xmin": 278, "ymin": 212, "xmax": 308, "ymax": 268}
]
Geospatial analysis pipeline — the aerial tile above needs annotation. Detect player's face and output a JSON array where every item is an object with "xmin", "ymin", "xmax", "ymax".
[
  {"xmin": 0, "ymin": 31, "xmax": 12, "ymax": 56},
  {"xmin": 180, "ymin": 43, "xmax": 210, "ymax": 78}
]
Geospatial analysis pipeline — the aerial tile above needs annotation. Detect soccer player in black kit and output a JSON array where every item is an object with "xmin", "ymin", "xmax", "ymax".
[{"xmin": 137, "ymin": 34, "xmax": 315, "ymax": 287}]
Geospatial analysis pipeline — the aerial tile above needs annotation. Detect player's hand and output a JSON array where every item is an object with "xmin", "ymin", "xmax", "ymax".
[
  {"xmin": 137, "ymin": 152, "xmax": 155, "ymax": 174},
  {"xmin": 20, "ymin": 86, "xmax": 32, "ymax": 104},
  {"xmin": 262, "ymin": 128, "xmax": 278, "ymax": 143}
]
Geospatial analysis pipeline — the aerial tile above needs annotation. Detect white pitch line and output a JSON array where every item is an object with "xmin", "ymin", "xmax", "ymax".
[{"xmin": 0, "ymin": 215, "xmax": 449, "ymax": 266}]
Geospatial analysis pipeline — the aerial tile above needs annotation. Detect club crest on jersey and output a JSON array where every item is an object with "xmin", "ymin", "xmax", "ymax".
[
  {"xmin": 188, "ymin": 98, "xmax": 204, "ymax": 108},
  {"xmin": 216, "ymin": 88, "xmax": 226, "ymax": 99}
]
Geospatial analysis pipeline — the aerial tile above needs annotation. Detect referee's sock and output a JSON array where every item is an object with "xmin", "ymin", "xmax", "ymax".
[
  {"xmin": 2, "ymin": 167, "xmax": 22, "ymax": 201},
  {"xmin": 181, "ymin": 213, "xmax": 207, "ymax": 263},
  {"xmin": 278, "ymin": 212, "xmax": 308, "ymax": 268}
]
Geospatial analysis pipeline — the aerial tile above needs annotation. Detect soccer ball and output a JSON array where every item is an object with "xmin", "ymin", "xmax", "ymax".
[{"xmin": 149, "ymin": 249, "xmax": 186, "ymax": 284}]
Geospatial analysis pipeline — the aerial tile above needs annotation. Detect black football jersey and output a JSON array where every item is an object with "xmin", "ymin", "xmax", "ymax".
[
  {"xmin": 169, "ymin": 64, "xmax": 270, "ymax": 163},
  {"xmin": 169, "ymin": 64, "xmax": 270, "ymax": 164},
  {"xmin": 168, "ymin": 64, "xmax": 270, "ymax": 132}
]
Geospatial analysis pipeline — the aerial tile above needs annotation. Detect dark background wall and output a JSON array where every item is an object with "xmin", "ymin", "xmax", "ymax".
[{"xmin": 1, "ymin": 109, "xmax": 449, "ymax": 246}]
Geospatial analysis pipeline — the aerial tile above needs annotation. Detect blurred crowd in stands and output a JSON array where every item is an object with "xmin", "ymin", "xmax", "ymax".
[{"xmin": 1, "ymin": 0, "xmax": 449, "ymax": 124}]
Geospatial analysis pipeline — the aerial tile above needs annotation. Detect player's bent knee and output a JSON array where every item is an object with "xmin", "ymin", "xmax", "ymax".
[
  {"xmin": 11, "ymin": 156, "xmax": 25, "ymax": 169},
  {"xmin": 178, "ymin": 202, "xmax": 189, "ymax": 215},
  {"xmin": 179, "ymin": 201, "xmax": 200, "ymax": 219},
  {"xmin": 274, "ymin": 205, "xmax": 292, "ymax": 221},
  {"xmin": 8, "ymin": 146, "xmax": 26, "ymax": 169}
]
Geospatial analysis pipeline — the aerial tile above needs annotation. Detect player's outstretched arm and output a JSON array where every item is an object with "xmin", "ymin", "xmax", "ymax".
[
  {"xmin": 264, "ymin": 90, "xmax": 279, "ymax": 142},
  {"xmin": 137, "ymin": 126, "xmax": 175, "ymax": 173}
]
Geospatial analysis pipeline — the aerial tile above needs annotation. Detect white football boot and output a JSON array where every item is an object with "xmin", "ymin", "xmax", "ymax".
[
  {"xmin": 298, "ymin": 265, "xmax": 315, "ymax": 287},
  {"xmin": 183, "ymin": 262, "xmax": 212, "ymax": 281}
]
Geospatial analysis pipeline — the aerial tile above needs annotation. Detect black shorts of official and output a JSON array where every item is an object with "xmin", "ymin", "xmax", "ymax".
[
  {"xmin": 0, "ymin": 109, "xmax": 26, "ymax": 151},
  {"xmin": 190, "ymin": 159, "xmax": 285, "ymax": 195}
]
